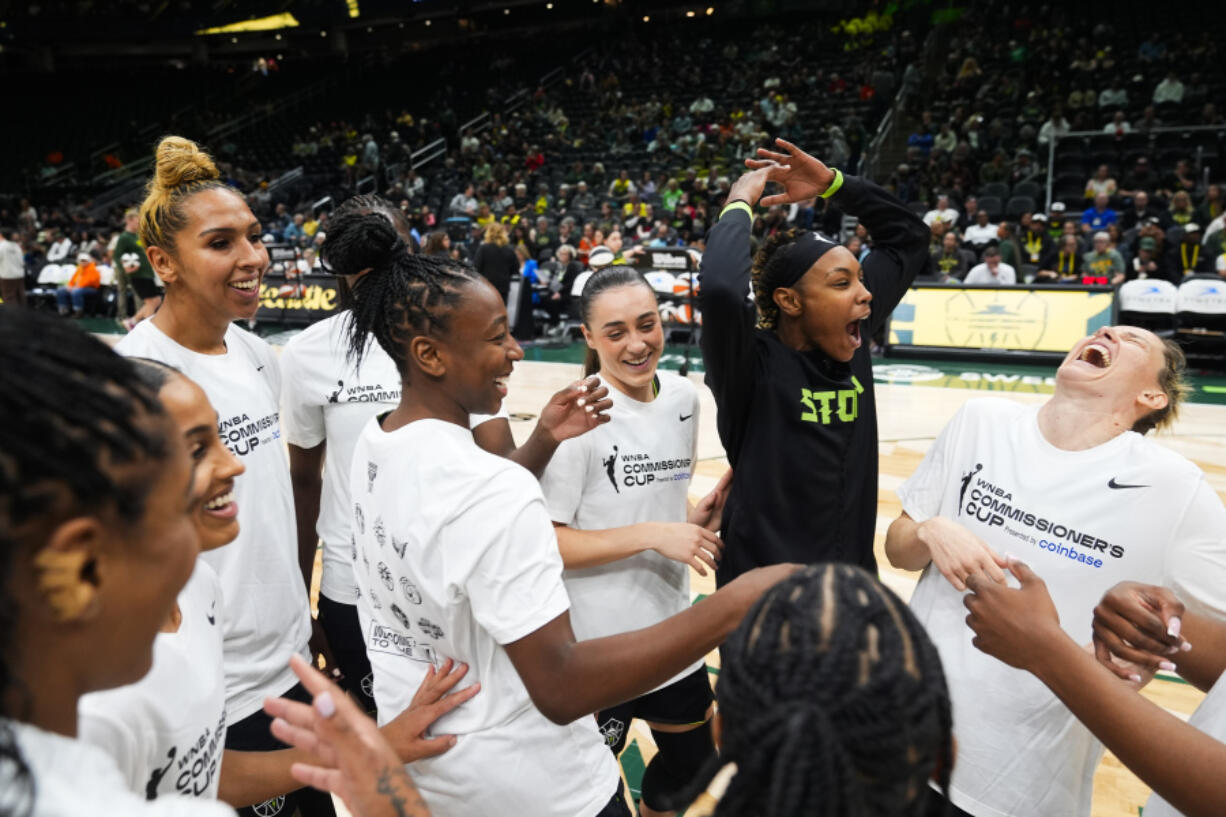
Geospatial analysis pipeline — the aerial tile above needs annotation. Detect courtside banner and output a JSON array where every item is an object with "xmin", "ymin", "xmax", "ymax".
[
  {"xmin": 257, "ymin": 273, "xmax": 340, "ymax": 324},
  {"xmin": 887, "ymin": 284, "xmax": 1114, "ymax": 355}
]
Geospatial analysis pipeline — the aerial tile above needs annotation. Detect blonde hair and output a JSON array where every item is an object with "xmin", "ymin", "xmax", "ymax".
[
  {"xmin": 483, "ymin": 221, "xmax": 509, "ymax": 247},
  {"xmin": 1133, "ymin": 339, "xmax": 1190, "ymax": 435},
  {"xmin": 138, "ymin": 136, "xmax": 231, "ymax": 251}
]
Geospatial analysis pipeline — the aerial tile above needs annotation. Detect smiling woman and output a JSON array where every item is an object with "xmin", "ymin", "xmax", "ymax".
[{"xmin": 115, "ymin": 136, "xmax": 327, "ymax": 817}]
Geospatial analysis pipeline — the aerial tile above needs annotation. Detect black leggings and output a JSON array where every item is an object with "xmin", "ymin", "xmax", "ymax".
[
  {"xmin": 225, "ymin": 682, "xmax": 338, "ymax": 817},
  {"xmin": 317, "ymin": 594, "xmax": 377, "ymax": 714},
  {"xmin": 593, "ymin": 785, "xmax": 633, "ymax": 817}
]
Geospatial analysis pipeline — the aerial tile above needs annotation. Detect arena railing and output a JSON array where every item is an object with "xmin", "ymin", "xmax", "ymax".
[
  {"xmin": 411, "ymin": 138, "xmax": 448, "ymax": 171},
  {"xmin": 1045, "ymin": 124, "xmax": 1225, "ymax": 210}
]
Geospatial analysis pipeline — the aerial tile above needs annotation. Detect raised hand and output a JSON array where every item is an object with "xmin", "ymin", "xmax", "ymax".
[
  {"xmin": 1092, "ymin": 581, "xmax": 1189, "ymax": 680},
  {"xmin": 917, "ymin": 515, "xmax": 1009, "ymax": 592},
  {"xmin": 537, "ymin": 375, "xmax": 613, "ymax": 443},
  {"xmin": 745, "ymin": 138, "xmax": 837, "ymax": 207},
  {"xmin": 725, "ymin": 166, "xmax": 777, "ymax": 209},
  {"xmin": 264, "ymin": 654, "xmax": 433, "ymax": 817},
  {"xmin": 963, "ymin": 558, "xmax": 1062, "ymax": 672}
]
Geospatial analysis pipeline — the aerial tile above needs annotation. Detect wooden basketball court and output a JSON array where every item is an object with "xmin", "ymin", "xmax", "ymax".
[{"xmin": 300, "ymin": 352, "xmax": 1225, "ymax": 817}]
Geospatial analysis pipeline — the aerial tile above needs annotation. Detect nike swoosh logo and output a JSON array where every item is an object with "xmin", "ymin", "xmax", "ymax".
[
  {"xmin": 1108, "ymin": 478, "xmax": 1149, "ymax": 490},
  {"xmin": 679, "ymin": 414, "xmax": 693, "ymax": 422}
]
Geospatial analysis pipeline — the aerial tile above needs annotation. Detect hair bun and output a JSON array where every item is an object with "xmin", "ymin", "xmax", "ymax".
[{"xmin": 153, "ymin": 136, "xmax": 219, "ymax": 191}]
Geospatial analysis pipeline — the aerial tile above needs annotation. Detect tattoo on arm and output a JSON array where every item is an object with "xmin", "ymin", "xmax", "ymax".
[{"xmin": 375, "ymin": 766, "xmax": 430, "ymax": 817}]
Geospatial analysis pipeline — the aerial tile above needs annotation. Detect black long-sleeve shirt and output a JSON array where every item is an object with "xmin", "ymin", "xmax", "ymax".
[{"xmin": 699, "ymin": 174, "xmax": 929, "ymax": 584}]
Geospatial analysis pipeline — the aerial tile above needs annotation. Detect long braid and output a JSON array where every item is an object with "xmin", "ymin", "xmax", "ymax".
[
  {"xmin": 323, "ymin": 210, "xmax": 481, "ymax": 372},
  {"xmin": 706, "ymin": 564, "xmax": 952, "ymax": 817},
  {"xmin": 0, "ymin": 310, "xmax": 171, "ymax": 817}
]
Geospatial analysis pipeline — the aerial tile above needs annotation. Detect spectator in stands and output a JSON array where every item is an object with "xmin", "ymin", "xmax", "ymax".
[
  {"xmin": 1197, "ymin": 184, "xmax": 1223, "ymax": 224},
  {"xmin": 1037, "ymin": 234, "xmax": 1085, "ymax": 282},
  {"xmin": 978, "ymin": 150, "xmax": 1010, "ymax": 184},
  {"xmin": 923, "ymin": 194, "xmax": 959, "ymax": 228},
  {"xmin": 572, "ymin": 181, "xmax": 595, "ymax": 214},
  {"xmin": 1176, "ymin": 223, "xmax": 1213, "ymax": 277},
  {"xmin": 1067, "ymin": 80, "xmax": 1096, "ymax": 112},
  {"xmin": 422, "ymin": 230, "xmax": 451, "ymax": 258},
  {"xmin": 1129, "ymin": 236, "xmax": 1174, "ymax": 282},
  {"xmin": 997, "ymin": 222, "xmax": 1024, "ymax": 270},
  {"xmin": 963, "ymin": 210, "xmax": 999, "ymax": 253},
  {"xmin": 1168, "ymin": 191, "xmax": 1196, "ymax": 226},
  {"xmin": 1138, "ymin": 32, "xmax": 1167, "ymax": 62},
  {"xmin": 1102, "ymin": 110, "xmax": 1132, "ymax": 137},
  {"xmin": 283, "ymin": 213, "xmax": 306, "ymax": 244},
  {"xmin": 1084, "ymin": 231, "xmax": 1126, "ymax": 283},
  {"xmin": 1166, "ymin": 160, "xmax": 1198, "ymax": 198},
  {"xmin": 1047, "ymin": 203, "xmax": 1071, "ymax": 241},
  {"xmin": 1122, "ymin": 191, "xmax": 1161, "ymax": 230},
  {"xmin": 1021, "ymin": 215, "xmax": 1053, "ymax": 267},
  {"xmin": 1152, "ymin": 71, "xmax": 1185, "ymax": 106},
  {"xmin": 473, "ymin": 221, "xmax": 518, "ymax": 304},
  {"xmin": 1085, "ymin": 165, "xmax": 1118, "ymax": 199},
  {"xmin": 1098, "ymin": 79, "xmax": 1128, "ymax": 109},
  {"xmin": 532, "ymin": 216, "xmax": 557, "ymax": 253},
  {"xmin": 55, "ymin": 252, "xmax": 101, "ymax": 317},
  {"xmin": 933, "ymin": 122, "xmax": 957, "ymax": 154},
  {"xmin": 932, "ymin": 230, "xmax": 975, "ymax": 281},
  {"xmin": 449, "ymin": 184, "xmax": 478, "ymax": 217},
  {"xmin": 1134, "ymin": 105, "xmax": 1162, "ymax": 134},
  {"xmin": 608, "ymin": 170, "xmax": 635, "ymax": 202},
  {"xmin": 0, "ymin": 229, "xmax": 25, "ymax": 307},
  {"xmin": 1011, "ymin": 149, "xmax": 1042, "ymax": 186},
  {"xmin": 1038, "ymin": 106, "xmax": 1071, "ymax": 146},
  {"xmin": 46, "ymin": 229, "xmax": 73, "ymax": 263},
  {"xmin": 1081, "ymin": 193, "xmax": 1118, "ymax": 234},
  {"xmin": 965, "ymin": 245, "xmax": 1016, "ymax": 284}
]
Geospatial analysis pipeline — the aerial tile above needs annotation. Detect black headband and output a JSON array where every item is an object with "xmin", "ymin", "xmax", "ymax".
[{"xmin": 763, "ymin": 231, "xmax": 841, "ymax": 292}]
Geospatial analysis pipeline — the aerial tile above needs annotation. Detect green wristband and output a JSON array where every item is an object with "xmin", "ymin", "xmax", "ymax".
[
  {"xmin": 821, "ymin": 168, "xmax": 844, "ymax": 199},
  {"xmin": 720, "ymin": 200, "xmax": 753, "ymax": 220}
]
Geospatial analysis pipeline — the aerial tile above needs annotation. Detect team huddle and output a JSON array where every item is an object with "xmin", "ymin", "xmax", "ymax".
[{"xmin": 1, "ymin": 135, "xmax": 1224, "ymax": 817}]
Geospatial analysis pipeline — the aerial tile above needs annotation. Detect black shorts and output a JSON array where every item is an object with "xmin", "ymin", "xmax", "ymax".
[
  {"xmin": 596, "ymin": 666, "xmax": 713, "ymax": 754},
  {"xmin": 317, "ymin": 593, "xmax": 377, "ymax": 714},
  {"xmin": 130, "ymin": 277, "xmax": 162, "ymax": 299},
  {"xmin": 225, "ymin": 682, "xmax": 337, "ymax": 817}
]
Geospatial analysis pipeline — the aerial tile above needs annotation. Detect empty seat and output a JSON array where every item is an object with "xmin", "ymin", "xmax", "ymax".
[
  {"xmin": 1005, "ymin": 195, "xmax": 1036, "ymax": 219},
  {"xmin": 1012, "ymin": 181, "xmax": 1042, "ymax": 200}
]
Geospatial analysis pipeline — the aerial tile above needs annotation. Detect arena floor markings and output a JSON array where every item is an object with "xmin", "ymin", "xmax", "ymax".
[{"xmin": 205, "ymin": 329, "xmax": 1223, "ymax": 817}]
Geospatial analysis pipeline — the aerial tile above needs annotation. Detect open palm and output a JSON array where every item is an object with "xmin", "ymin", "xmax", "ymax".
[{"xmin": 745, "ymin": 138, "xmax": 836, "ymax": 207}]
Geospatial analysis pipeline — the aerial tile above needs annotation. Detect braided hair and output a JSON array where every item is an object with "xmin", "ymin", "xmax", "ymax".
[
  {"xmin": 323, "ymin": 210, "xmax": 482, "ymax": 372},
  {"xmin": 0, "ymin": 311, "xmax": 170, "ymax": 817},
  {"xmin": 750, "ymin": 226, "xmax": 805, "ymax": 330},
  {"xmin": 705, "ymin": 563, "xmax": 952, "ymax": 817}
]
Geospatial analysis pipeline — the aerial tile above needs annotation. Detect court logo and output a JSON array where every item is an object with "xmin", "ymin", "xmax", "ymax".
[
  {"xmin": 599, "ymin": 717, "xmax": 626, "ymax": 747},
  {"xmin": 871, "ymin": 364, "xmax": 943, "ymax": 384}
]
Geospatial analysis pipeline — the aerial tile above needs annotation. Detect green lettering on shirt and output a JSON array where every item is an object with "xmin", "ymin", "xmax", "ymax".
[{"xmin": 800, "ymin": 377, "xmax": 863, "ymax": 425}]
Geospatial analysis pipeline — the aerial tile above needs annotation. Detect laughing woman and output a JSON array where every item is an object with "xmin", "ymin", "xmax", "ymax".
[
  {"xmin": 700, "ymin": 140, "xmax": 929, "ymax": 584},
  {"xmin": 115, "ymin": 136, "xmax": 326, "ymax": 817}
]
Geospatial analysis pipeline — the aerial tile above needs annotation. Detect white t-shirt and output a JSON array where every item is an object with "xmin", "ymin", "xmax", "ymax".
[
  {"xmin": 4, "ymin": 720, "xmax": 234, "ymax": 817},
  {"xmin": 78, "ymin": 562, "xmax": 227, "ymax": 800},
  {"xmin": 898, "ymin": 398, "xmax": 1226, "ymax": 817},
  {"xmin": 116, "ymin": 320, "xmax": 311, "ymax": 724},
  {"xmin": 923, "ymin": 207, "xmax": 960, "ymax": 227},
  {"xmin": 279, "ymin": 312, "xmax": 507, "ymax": 605},
  {"xmin": 964, "ymin": 261, "xmax": 1017, "ymax": 285},
  {"xmin": 351, "ymin": 417, "xmax": 618, "ymax": 817},
  {"xmin": 1144, "ymin": 672, "xmax": 1226, "ymax": 817},
  {"xmin": 539, "ymin": 372, "xmax": 703, "ymax": 690},
  {"xmin": 963, "ymin": 223, "xmax": 999, "ymax": 246}
]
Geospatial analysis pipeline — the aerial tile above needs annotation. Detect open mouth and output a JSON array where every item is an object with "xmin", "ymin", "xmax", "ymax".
[
  {"xmin": 622, "ymin": 353, "xmax": 654, "ymax": 372},
  {"xmin": 203, "ymin": 487, "xmax": 238, "ymax": 520},
  {"xmin": 1077, "ymin": 342, "xmax": 1112, "ymax": 369},
  {"xmin": 846, "ymin": 320, "xmax": 864, "ymax": 348},
  {"xmin": 494, "ymin": 373, "xmax": 510, "ymax": 397},
  {"xmin": 228, "ymin": 278, "xmax": 260, "ymax": 297}
]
